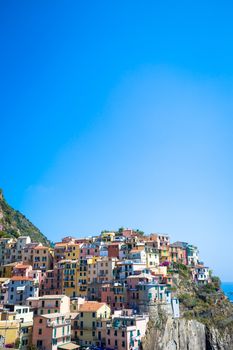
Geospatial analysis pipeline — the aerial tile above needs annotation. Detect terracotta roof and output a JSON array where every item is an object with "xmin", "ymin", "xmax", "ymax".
[
  {"xmin": 79, "ymin": 301, "xmax": 107, "ymax": 312},
  {"xmin": 130, "ymin": 247, "xmax": 144, "ymax": 253},
  {"xmin": 39, "ymin": 294, "xmax": 66, "ymax": 300},
  {"xmin": 55, "ymin": 243, "xmax": 67, "ymax": 247},
  {"xmin": 34, "ymin": 246, "xmax": 49, "ymax": 250},
  {"xmin": 14, "ymin": 264, "xmax": 31, "ymax": 269},
  {"xmin": 11, "ymin": 276, "xmax": 33, "ymax": 281}
]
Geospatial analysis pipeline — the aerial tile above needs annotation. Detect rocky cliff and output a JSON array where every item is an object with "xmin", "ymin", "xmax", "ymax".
[
  {"xmin": 142, "ymin": 315, "xmax": 233, "ymax": 350},
  {"xmin": 142, "ymin": 264, "xmax": 233, "ymax": 350},
  {"xmin": 142, "ymin": 317, "xmax": 206, "ymax": 350}
]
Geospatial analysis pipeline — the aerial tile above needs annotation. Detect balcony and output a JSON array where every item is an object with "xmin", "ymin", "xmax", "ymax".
[{"xmin": 47, "ymin": 319, "xmax": 71, "ymax": 327}]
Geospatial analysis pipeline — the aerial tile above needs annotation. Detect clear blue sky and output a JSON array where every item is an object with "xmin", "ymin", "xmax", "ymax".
[{"xmin": 1, "ymin": 1, "xmax": 233, "ymax": 280}]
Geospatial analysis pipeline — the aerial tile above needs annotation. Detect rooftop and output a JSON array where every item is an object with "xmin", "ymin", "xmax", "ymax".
[
  {"xmin": 34, "ymin": 245, "xmax": 49, "ymax": 250},
  {"xmin": 79, "ymin": 301, "xmax": 107, "ymax": 312},
  {"xmin": 11, "ymin": 276, "xmax": 33, "ymax": 281},
  {"xmin": 14, "ymin": 264, "xmax": 31, "ymax": 269}
]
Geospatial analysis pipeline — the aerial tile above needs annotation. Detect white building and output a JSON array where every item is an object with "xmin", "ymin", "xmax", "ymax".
[{"xmin": 195, "ymin": 266, "xmax": 210, "ymax": 285}]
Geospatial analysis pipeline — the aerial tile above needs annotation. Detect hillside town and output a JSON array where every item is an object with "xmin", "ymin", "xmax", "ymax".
[{"xmin": 0, "ymin": 229, "xmax": 211, "ymax": 350}]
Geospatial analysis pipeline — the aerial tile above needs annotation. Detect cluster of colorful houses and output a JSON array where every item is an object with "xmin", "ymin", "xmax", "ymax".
[{"xmin": 0, "ymin": 229, "xmax": 211, "ymax": 349}]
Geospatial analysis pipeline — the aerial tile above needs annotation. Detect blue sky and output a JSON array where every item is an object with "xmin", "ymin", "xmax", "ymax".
[{"xmin": 1, "ymin": 1, "xmax": 233, "ymax": 280}]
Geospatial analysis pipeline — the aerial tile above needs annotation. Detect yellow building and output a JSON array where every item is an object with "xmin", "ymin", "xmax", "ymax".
[
  {"xmin": 0, "ymin": 311, "xmax": 20, "ymax": 348},
  {"xmin": 145, "ymin": 241, "xmax": 160, "ymax": 268},
  {"xmin": 77, "ymin": 301, "xmax": 111, "ymax": 347},
  {"xmin": 0, "ymin": 262, "xmax": 17, "ymax": 278},
  {"xmin": 64, "ymin": 243, "xmax": 80, "ymax": 261},
  {"xmin": 159, "ymin": 246, "xmax": 170, "ymax": 263},
  {"xmin": 59, "ymin": 257, "xmax": 91, "ymax": 298},
  {"xmin": 60, "ymin": 260, "xmax": 79, "ymax": 298},
  {"xmin": 101, "ymin": 232, "xmax": 115, "ymax": 242}
]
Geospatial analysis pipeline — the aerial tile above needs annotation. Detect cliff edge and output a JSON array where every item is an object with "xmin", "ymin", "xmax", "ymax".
[{"xmin": 142, "ymin": 263, "xmax": 233, "ymax": 350}]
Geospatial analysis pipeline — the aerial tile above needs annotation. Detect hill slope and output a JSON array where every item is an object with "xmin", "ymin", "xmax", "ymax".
[{"xmin": 0, "ymin": 189, "xmax": 50, "ymax": 246}]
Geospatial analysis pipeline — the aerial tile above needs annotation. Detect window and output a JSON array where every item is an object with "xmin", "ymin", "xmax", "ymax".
[
  {"xmin": 92, "ymin": 312, "xmax": 96, "ymax": 318},
  {"xmin": 38, "ymin": 328, "xmax": 42, "ymax": 335},
  {"xmin": 39, "ymin": 319, "xmax": 43, "ymax": 324},
  {"xmin": 122, "ymin": 341, "xmax": 125, "ymax": 347}
]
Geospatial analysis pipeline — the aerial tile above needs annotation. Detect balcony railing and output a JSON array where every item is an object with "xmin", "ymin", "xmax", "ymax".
[{"xmin": 47, "ymin": 319, "xmax": 71, "ymax": 327}]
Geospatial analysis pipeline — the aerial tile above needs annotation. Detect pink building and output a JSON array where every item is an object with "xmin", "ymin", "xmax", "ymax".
[
  {"xmin": 26, "ymin": 294, "xmax": 70, "ymax": 316},
  {"xmin": 105, "ymin": 310, "xmax": 149, "ymax": 350},
  {"xmin": 40, "ymin": 268, "xmax": 63, "ymax": 296},
  {"xmin": 101, "ymin": 283, "xmax": 127, "ymax": 311},
  {"xmin": 80, "ymin": 244, "xmax": 99, "ymax": 259},
  {"xmin": 32, "ymin": 313, "xmax": 79, "ymax": 350},
  {"xmin": 127, "ymin": 273, "xmax": 153, "ymax": 309},
  {"xmin": 28, "ymin": 269, "xmax": 43, "ymax": 285},
  {"xmin": 13, "ymin": 263, "xmax": 32, "ymax": 277}
]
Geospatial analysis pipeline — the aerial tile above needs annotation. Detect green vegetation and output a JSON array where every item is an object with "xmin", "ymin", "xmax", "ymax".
[
  {"xmin": 175, "ymin": 264, "xmax": 233, "ymax": 331},
  {"xmin": 102, "ymin": 227, "xmax": 144, "ymax": 236},
  {"xmin": 135, "ymin": 229, "xmax": 144, "ymax": 236},
  {"xmin": 0, "ymin": 190, "xmax": 50, "ymax": 246}
]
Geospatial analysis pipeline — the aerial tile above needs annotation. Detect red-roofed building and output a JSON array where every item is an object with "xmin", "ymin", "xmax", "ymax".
[
  {"xmin": 77, "ymin": 301, "xmax": 111, "ymax": 347},
  {"xmin": 13, "ymin": 263, "xmax": 32, "ymax": 277}
]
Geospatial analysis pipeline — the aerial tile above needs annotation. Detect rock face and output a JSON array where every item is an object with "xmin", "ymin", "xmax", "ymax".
[
  {"xmin": 142, "ymin": 316, "xmax": 233, "ymax": 350},
  {"xmin": 142, "ymin": 317, "xmax": 206, "ymax": 350},
  {"xmin": 206, "ymin": 326, "xmax": 233, "ymax": 350}
]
